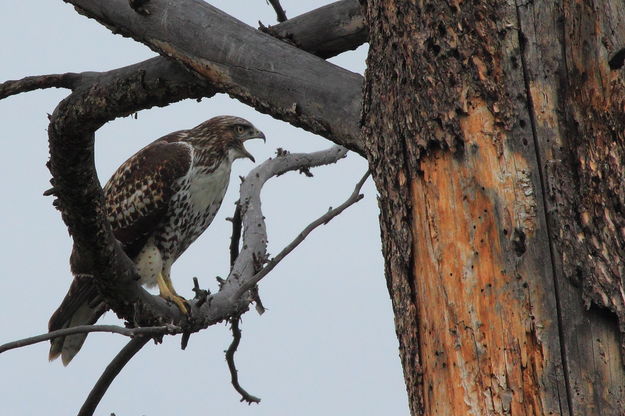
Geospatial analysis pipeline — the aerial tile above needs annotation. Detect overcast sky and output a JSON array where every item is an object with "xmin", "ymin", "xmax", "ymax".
[{"xmin": 0, "ymin": 1, "xmax": 409, "ymax": 415}]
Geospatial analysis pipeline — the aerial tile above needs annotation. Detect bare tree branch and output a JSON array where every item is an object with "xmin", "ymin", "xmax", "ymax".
[
  {"xmin": 0, "ymin": 325, "xmax": 179, "ymax": 354},
  {"xmin": 226, "ymin": 317, "xmax": 261, "ymax": 404},
  {"xmin": 0, "ymin": 2, "xmax": 372, "ymax": 414},
  {"xmin": 71, "ymin": 147, "xmax": 350, "ymax": 415},
  {"xmin": 78, "ymin": 337, "xmax": 151, "ymax": 416},
  {"xmin": 65, "ymin": 0, "xmax": 363, "ymax": 152},
  {"xmin": 266, "ymin": 0, "xmax": 287, "ymax": 22},
  {"xmin": 261, "ymin": 0, "xmax": 367, "ymax": 59},
  {"xmin": 220, "ymin": 145, "xmax": 352, "ymax": 303},
  {"xmin": 234, "ymin": 169, "xmax": 370, "ymax": 299},
  {"xmin": 49, "ymin": 122, "xmax": 356, "ymax": 415},
  {"xmin": 0, "ymin": 73, "xmax": 84, "ymax": 100},
  {"xmin": 2, "ymin": 2, "xmax": 366, "ymax": 151},
  {"xmin": 47, "ymin": 85, "xmax": 354, "ymax": 333}
]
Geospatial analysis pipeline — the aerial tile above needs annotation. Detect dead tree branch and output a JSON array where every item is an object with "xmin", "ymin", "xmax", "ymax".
[
  {"xmin": 226, "ymin": 317, "xmax": 261, "ymax": 404},
  {"xmin": 0, "ymin": 325, "xmax": 179, "ymax": 354},
  {"xmin": 266, "ymin": 0, "xmax": 287, "ymax": 22},
  {"xmin": 0, "ymin": 73, "xmax": 86, "ymax": 99},
  {"xmin": 48, "ymin": 145, "xmax": 353, "ymax": 416},
  {"xmin": 48, "ymin": 102, "xmax": 353, "ymax": 330},
  {"xmin": 78, "ymin": 337, "xmax": 151, "ymax": 416},
  {"xmin": 219, "ymin": 146, "xmax": 350, "ymax": 299},
  {"xmin": 3, "ymin": 1, "xmax": 366, "ymax": 151},
  {"xmin": 261, "ymin": 0, "xmax": 367, "ymax": 59},
  {"xmin": 1, "ymin": 1, "xmax": 367, "ymax": 152},
  {"xmin": 0, "ymin": 2, "xmax": 369, "ymax": 412},
  {"xmin": 235, "ymin": 169, "xmax": 370, "ymax": 299},
  {"xmin": 65, "ymin": 0, "xmax": 364, "ymax": 152}
]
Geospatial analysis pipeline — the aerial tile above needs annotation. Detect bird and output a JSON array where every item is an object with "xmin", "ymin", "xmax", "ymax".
[{"xmin": 48, "ymin": 115, "xmax": 265, "ymax": 365}]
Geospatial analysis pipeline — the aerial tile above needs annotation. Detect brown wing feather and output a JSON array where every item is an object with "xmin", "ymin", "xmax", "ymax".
[{"xmin": 104, "ymin": 133, "xmax": 192, "ymax": 258}]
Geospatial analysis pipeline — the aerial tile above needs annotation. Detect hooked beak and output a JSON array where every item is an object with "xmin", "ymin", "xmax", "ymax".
[{"xmin": 244, "ymin": 128, "xmax": 266, "ymax": 143}]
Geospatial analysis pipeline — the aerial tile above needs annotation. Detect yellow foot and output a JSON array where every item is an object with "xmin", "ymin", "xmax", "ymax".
[
  {"xmin": 164, "ymin": 292, "xmax": 189, "ymax": 315},
  {"xmin": 156, "ymin": 273, "xmax": 189, "ymax": 315}
]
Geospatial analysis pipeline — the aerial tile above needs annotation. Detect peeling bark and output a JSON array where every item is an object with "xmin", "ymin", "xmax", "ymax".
[{"xmin": 361, "ymin": 0, "xmax": 625, "ymax": 414}]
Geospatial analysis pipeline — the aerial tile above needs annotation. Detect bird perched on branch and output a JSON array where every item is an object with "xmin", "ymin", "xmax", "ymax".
[{"xmin": 48, "ymin": 115, "xmax": 265, "ymax": 365}]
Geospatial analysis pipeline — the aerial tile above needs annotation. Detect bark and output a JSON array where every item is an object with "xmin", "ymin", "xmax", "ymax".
[
  {"xmin": 362, "ymin": 0, "xmax": 625, "ymax": 415},
  {"xmin": 519, "ymin": 2, "xmax": 625, "ymax": 414},
  {"xmin": 66, "ymin": 0, "xmax": 364, "ymax": 152}
]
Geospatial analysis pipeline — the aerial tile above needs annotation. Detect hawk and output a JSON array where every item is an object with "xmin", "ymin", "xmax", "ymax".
[{"xmin": 48, "ymin": 115, "xmax": 265, "ymax": 365}]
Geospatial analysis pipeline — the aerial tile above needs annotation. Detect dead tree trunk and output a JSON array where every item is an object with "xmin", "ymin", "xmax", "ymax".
[{"xmin": 361, "ymin": 1, "xmax": 625, "ymax": 415}]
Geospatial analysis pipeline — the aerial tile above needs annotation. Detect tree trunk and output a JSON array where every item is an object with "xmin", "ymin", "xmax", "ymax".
[{"xmin": 361, "ymin": 1, "xmax": 625, "ymax": 415}]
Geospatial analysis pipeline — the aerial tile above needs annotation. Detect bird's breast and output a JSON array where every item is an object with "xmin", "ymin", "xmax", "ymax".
[{"xmin": 186, "ymin": 162, "xmax": 232, "ymax": 213}]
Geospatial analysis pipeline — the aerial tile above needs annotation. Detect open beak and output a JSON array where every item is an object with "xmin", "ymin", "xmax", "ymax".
[
  {"xmin": 241, "ymin": 128, "xmax": 265, "ymax": 162},
  {"xmin": 241, "ymin": 147, "xmax": 256, "ymax": 163}
]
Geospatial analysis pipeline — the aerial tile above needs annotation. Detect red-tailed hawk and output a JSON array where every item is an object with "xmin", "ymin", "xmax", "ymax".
[{"xmin": 48, "ymin": 115, "xmax": 265, "ymax": 365}]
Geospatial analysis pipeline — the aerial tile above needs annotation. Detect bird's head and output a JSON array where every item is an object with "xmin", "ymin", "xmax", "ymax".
[{"xmin": 188, "ymin": 115, "xmax": 265, "ymax": 163}]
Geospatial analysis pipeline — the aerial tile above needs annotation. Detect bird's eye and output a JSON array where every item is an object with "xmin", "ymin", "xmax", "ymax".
[{"xmin": 235, "ymin": 125, "xmax": 245, "ymax": 134}]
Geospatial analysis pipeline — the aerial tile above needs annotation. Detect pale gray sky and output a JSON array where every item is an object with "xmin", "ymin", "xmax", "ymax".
[{"xmin": 0, "ymin": 1, "xmax": 409, "ymax": 415}]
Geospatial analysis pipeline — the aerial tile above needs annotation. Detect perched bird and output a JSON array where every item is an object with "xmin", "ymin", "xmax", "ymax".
[{"xmin": 48, "ymin": 115, "xmax": 265, "ymax": 365}]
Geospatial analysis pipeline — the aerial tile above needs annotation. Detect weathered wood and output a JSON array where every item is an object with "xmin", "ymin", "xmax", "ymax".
[
  {"xmin": 66, "ymin": 0, "xmax": 364, "ymax": 153},
  {"xmin": 518, "ymin": 1, "xmax": 625, "ymax": 414},
  {"xmin": 362, "ymin": 1, "xmax": 573, "ymax": 414}
]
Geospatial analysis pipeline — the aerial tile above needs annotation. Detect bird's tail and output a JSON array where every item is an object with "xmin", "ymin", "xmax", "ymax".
[{"xmin": 48, "ymin": 275, "xmax": 106, "ymax": 365}]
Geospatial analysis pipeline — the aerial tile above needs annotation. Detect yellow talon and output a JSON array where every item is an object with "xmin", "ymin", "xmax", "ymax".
[{"xmin": 156, "ymin": 272, "xmax": 189, "ymax": 315}]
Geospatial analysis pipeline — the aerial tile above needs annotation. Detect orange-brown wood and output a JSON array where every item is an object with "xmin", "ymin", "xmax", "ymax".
[{"xmin": 411, "ymin": 99, "xmax": 550, "ymax": 415}]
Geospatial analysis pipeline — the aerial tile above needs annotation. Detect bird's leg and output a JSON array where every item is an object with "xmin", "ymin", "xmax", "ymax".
[{"xmin": 156, "ymin": 273, "xmax": 189, "ymax": 315}]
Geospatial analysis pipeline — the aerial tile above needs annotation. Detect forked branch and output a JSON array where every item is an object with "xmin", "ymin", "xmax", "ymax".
[{"xmin": 235, "ymin": 169, "xmax": 370, "ymax": 299}]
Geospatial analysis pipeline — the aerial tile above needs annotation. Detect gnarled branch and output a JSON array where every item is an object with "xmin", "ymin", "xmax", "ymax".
[{"xmin": 226, "ymin": 316, "xmax": 261, "ymax": 404}]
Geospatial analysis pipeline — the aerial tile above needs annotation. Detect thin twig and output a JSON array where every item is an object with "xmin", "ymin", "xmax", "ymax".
[
  {"xmin": 78, "ymin": 337, "xmax": 151, "ymax": 416},
  {"xmin": 0, "ymin": 324, "xmax": 179, "ymax": 354},
  {"xmin": 266, "ymin": 0, "xmax": 287, "ymax": 22},
  {"xmin": 0, "ymin": 73, "xmax": 82, "ymax": 100},
  {"xmin": 226, "ymin": 317, "xmax": 261, "ymax": 404},
  {"xmin": 234, "ymin": 170, "xmax": 370, "ymax": 300}
]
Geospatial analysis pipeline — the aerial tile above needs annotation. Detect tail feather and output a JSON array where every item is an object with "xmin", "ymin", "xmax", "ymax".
[{"xmin": 49, "ymin": 275, "xmax": 106, "ymax": 365}]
